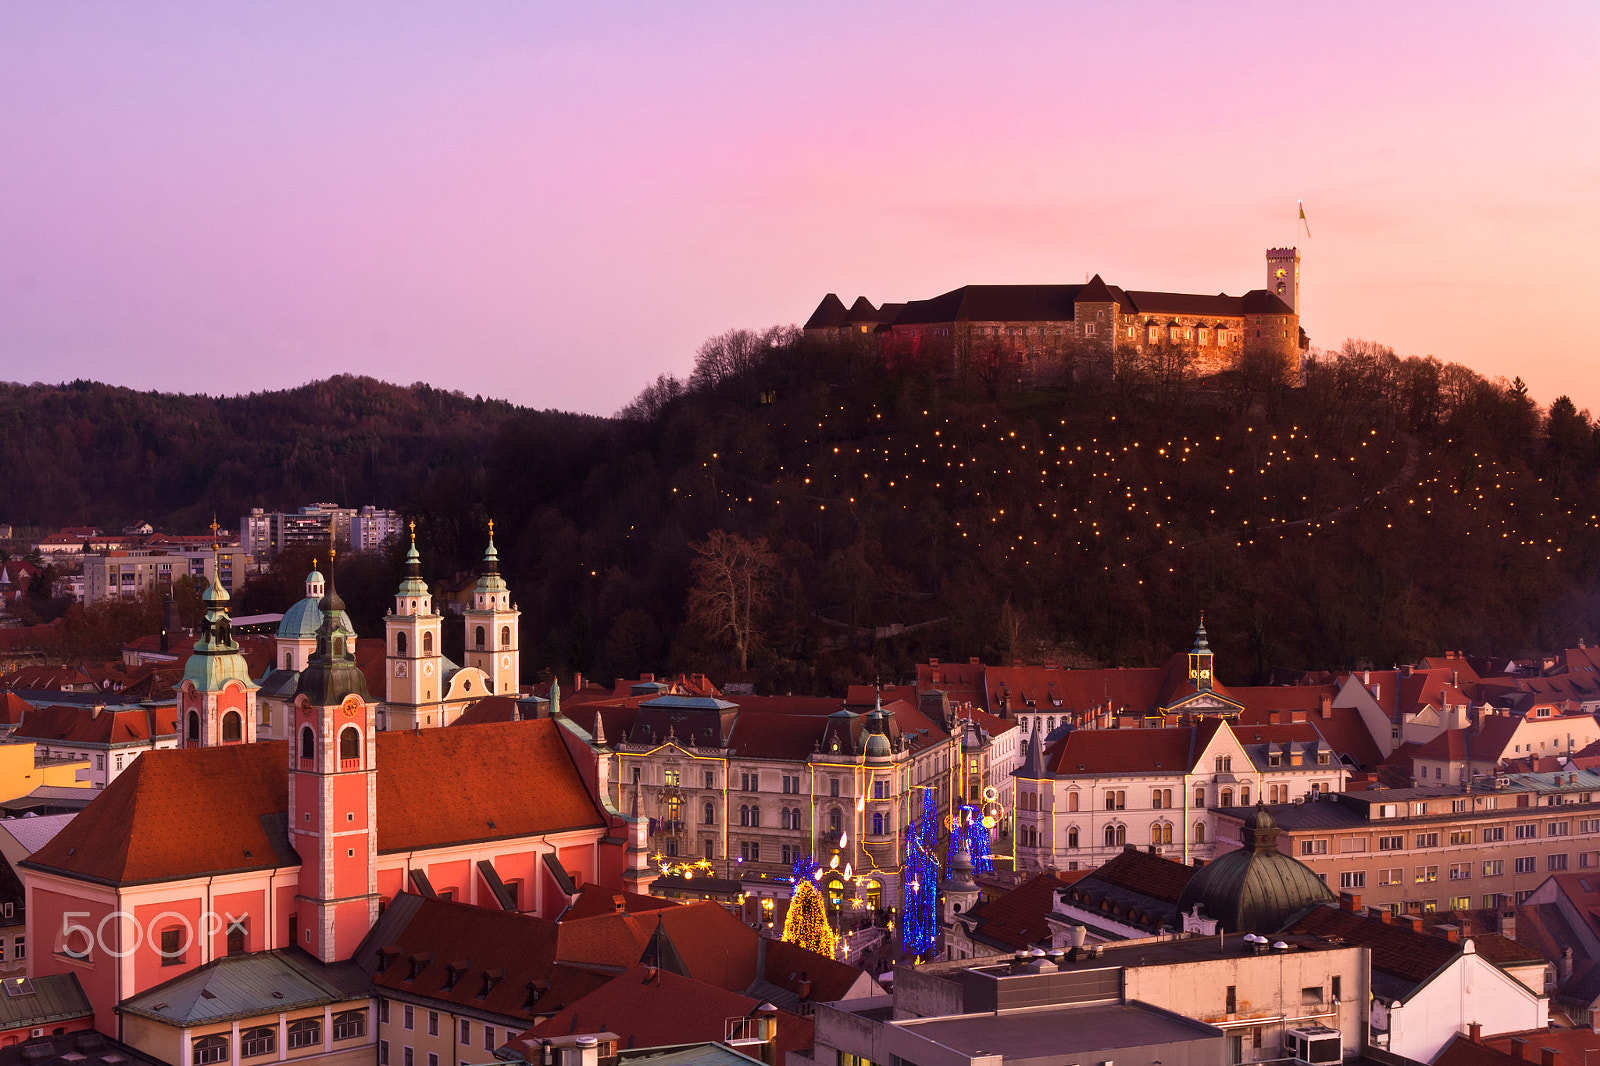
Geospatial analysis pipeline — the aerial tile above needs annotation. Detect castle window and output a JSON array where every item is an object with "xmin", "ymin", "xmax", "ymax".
[
  {"xmin": 423, "ymin": 632, "xmax": 433, "ymax": 654},
  {"xmin": 1198, "ymin": 328, "xmax": 1210, "ymax": 345},
  {"xmin": 396, "ymin": 632, "xmax": 407, "ymax": 656},
  {"xmin": 475, "ymin": 626, "xmax": 486, "ymax": 649},
  {"xmin": 1147, "ymin": 326, "xmax": 1159, "ymax": 344},
  {"xmin": 500, "ymin": 625, "xmax": 511, "ymax": 648},
  {"xmin": 1085, "ymin": 323, "xmax": 1096, "ymax": 337},
  {"xmin": 300, "ymin": 726, "xmax": 315, "ymax": 761},
  {"xmin": 222, "ymin": 711, "xmax": 242, "ymax": 743}
]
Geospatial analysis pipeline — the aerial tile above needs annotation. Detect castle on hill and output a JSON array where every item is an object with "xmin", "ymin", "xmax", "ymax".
[{"xmin": 804, "ymin": 248, "xmax": 1305, "ymax": 384}]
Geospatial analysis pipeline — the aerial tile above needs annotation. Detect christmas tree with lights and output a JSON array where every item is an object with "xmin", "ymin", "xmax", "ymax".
[
  {"xmin": 900, "ymin": 787, "xmax": 941, "ymax": 958},
  {"xmin": 782, "ymin": 878, "xmax": 839, "ymax": 959}
]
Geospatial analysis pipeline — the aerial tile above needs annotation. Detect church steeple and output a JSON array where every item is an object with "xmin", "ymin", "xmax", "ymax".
[
  {"xmin": 1187, "ymin": 615, "xmax": 1214, "ymax": 691},
  {"xmin": 179, "ymin": 520, "xmax": 258, "ymax": 748},
  {"xmin": 384, "ymin": 522, "xmax": 445, "ymax": 729},
  {"xmin": 465, "ymin": 519, "xmax": 520, "ymax": 695},
  {"xmin": 289, "ymin": 548, "xmax": 379, "ymax": 964}
]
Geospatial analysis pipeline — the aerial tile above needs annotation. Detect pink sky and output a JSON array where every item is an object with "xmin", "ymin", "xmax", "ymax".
[{"xmin": 2, "ymin": 2, "xmax": 1596, "ymax": 416}]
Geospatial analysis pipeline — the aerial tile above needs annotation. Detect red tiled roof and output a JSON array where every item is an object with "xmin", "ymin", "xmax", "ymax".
[
  {"xmin": 559, "ymin": 885, "xmax": 677, "ymax": 922},
  {"xmin": 963, "ymin": 870, "xmax": 1091, "ymax": 950},
  {"xmin": 1484, "ymin": 1029, "xmax": 1600, "ymax": 1061},
  {"xmin": 27, "ymin": 718, "xmax": 608, "ymax": 885},
  {"xmin": 1282, "ymin": 905, "xmax": 1537, "ymax": 985},
  {"xmin": 517, "ymin": 964, "xmax": 813, "ymax": 1054},
  {"xmin": 1080, "ymin": 848, "xmax": 1195, "ymax": 904},
  {"xmin": 10, "ymin": 704, "xmax": 176, "ymax": 746},
  {"xmin": 452, "ymin": 695, "xmax": 520, "ymax": 727},
  {"xmin": 1434, "ymin": 1034, "xmax": 1523, "ymax": 1066},
  {"xmin": 1047, "ymin": 720, "xmax": 1225, "ymax": 776}
]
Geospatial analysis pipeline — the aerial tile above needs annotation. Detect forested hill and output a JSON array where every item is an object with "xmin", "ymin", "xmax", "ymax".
[{"xmin": 8, "ymin": 339, "xmax": 1600, "ymax": 692}]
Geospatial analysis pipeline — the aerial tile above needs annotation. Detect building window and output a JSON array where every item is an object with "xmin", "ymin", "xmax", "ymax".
[
  {"xmin": 704, "ymin": 802, "xmax": 715, "ymax": 825},
  {"xmin": 287, "ymin": 1019, "xmax": 322, "ymax": 1050},
  {"xmin": 1414, "ymin": 865, "xmax": 1438, "ymax": 883},
  {"xmin": 403, "ymin": 1005, "xmax": 414, "ymax": 1031},
  {"xmin": 340, "ymin": 725, "xmax": 361, "ymax": 767},
  {"xmin": 1340, "ymin": 871, "xmax": 1365, "ymax": 889},
  {"xmin": 1194, "ymin": 788, "xmax": 1206, "ymax": 808},
  {"xmin": 187, "ymin": 710, "xmax": 200, "ymax": 742},
  {"xmin": 1220, "ymin": 789, "xmax": 1233, "ymax": 807},
  {"xmin": 1215, "ymin": 756, "xmax": 1231, "ymax": 773},
  {"xmin": 485, "ymin": 1028, "xmax": 495, "ymax": 1052},
  {"xmin": 500, "ymin": 625, "xmax": 511, "ymax": 648},
  {"xmin": 1103, "ymin": 824, "xmax": 1126, "ymax": 847},
  {"xmin": 1483, "ymin": 826, "xmax": 1505, "ymax": 842},
  {"xmin": 405, "ymin": 1049, "xmax": 414, "ymax": 1066},
  {"xmin": 1483, "ymin": 859, "xmax": 1504, "ymax": 876},
  {"xmin": 1450, "ymin": 830, "xmax": 1473, "ymax": 845},
  {"xmin": 830, "ymin": 778, "xmax": 840, "ymax": 797},
  {"xmin": 378, "ymin": 999, "xmax": 389, "ymax": 1025},
  {"xmin": 1301, "ymin": 839, "xmax": 1328, "ymax": 856},
  {"xmin": 428, "ymin": 1011, "xmax": 439, "ymax": 1037},
  {"xmin": 241, "ymin": 1027, "xmax": 276, "ymax": 1058},
  {"xmin": 705, "ymin": 770, "xmax": 715, "ymax": 790},
  {"xmin": 475, "ymin": 625, "xmax": 486, "ymax": 648},
  {"xmin": 1515, "ymin": 856, "xmax": 1537, "ymax": 874},
  {"xmin": 460, "ymin": 1021, "xmax": 471, "ymax": 1045},
  {"xmin": 1068, "ymin": 827, "xmax": 1079, "ymax": 848},
  {"xmin": 1378, "ymin": 835, "xmax": 1403, "ymax": 850},
  {"xmin": 1515, "ymin": 823, "xmax": 1537, "ymax": 840},
  {"xmin": 159, "ymin": 926, "xmax": 186, "ymax": 965},
  {"xmin": 1550, "ymin": 854, "xmax": 1570, "ymax": 871},
  {"xmin": 380, "ymin": 1042, "xmax": 390, "ymax": 1065},
  {"xmin": 423, "ymin": 632, "xmax": 433, "ymax": 653},
  {"xmin": 873, "ymin": 780, "xmax": 888, "ymax": 799},
  {"xmin": 873, "ymin": 813, "xmax": 885, "ymax": 835},
  {"xmin": 193, "ymin": 1037, "xmax": 228, "ymax": 1066},
  {"xmin": 226, "ymin": 919, "xmax": 247, "ymax": 955},
  {"xmin": 1415, "ymin": 832, "xmax": 1439, "ymax": 848},
  {"xmin": 333, "ymin": 1012, "xmax": 366, "ymax": 1041},
  {"xmin": 1378, "ymin": 869, "xmax": 1403, "ymax": 886},
  {"xmin": 1104, "ymin": 790, "xmax": 1125, "ymax": 811},
  {"xmin": 300, "ymin": 726, "xmax": 315, "ymax": 761}
]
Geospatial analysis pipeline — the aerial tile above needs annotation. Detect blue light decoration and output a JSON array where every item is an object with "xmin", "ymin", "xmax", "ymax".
[
  {"xmin": 900, "ymin": 788, "xmax": 940, "ymax": 958},
  {"xmin": 945, "ymin": 804, "xmax": 995, "ymax": 877},
  {"xmin": 792, "ymin": 852, "xmax": 820, "ymax": 884}
]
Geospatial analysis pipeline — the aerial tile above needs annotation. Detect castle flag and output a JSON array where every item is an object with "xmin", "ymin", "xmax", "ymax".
[{"xmin": 1298, "ymin": 201, "xmax": 1311, "ymax": 239}]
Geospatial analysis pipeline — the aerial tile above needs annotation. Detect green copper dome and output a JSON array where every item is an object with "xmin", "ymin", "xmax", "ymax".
[
  {"xmin": 473, "ymin": 522, "xmax": 509, "ymax": 597},
  {"xmin": 1176, "ymin": 805, "xmax": 1333, "ymax": 934},
  {"xmin": 278, "ymin": 567, "xmax": 356, "ymax": 642},
  {"xmin": 396, "ymin": 528, "xmax": 429, "ymax": 600},
  {"xmin": 183, "ymin": 576, "xmax": 259, "ymax": 692}
]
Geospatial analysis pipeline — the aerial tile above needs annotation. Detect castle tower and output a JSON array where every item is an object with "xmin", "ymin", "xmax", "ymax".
[
  {"xmin": 384, "ymin": 523, "xmax": 444, "ymax": 727},
  {"xmin": 178, "ymin": 530, "xmax": 259, "ymax": 748},
  {"xmin": 464, "ymin": 521, "xmax": 520, "ymax": 695},
  {"xmin": 1266, "ymin": 247, "xmax": 1300, "ymax": 313},
  {"xmin": 289, "ymin": 556, "xmax": 379, "ymax": 964}
]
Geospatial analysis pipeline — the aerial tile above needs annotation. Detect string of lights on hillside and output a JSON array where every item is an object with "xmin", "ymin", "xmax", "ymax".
[{"xmin": 666, "ymin": 401, "xmax": 1586, "ymax": 578}]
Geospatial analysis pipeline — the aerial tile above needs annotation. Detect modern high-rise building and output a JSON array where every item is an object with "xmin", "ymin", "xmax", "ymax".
[{"xmin": 240, "ymin": 504, "xmax": 400, "ymax": 556}]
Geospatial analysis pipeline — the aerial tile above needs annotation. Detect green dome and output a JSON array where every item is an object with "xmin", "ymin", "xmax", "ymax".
[
  {"xmin": 1176, "ymin": 805, "xmax": 1333, "ymax": 934},
  {"xmin": 278, "ymin": 596, "xmax": 356, "ymax": 642}
]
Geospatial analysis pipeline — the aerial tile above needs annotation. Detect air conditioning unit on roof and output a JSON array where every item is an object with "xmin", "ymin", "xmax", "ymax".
[{"xmin": 1284, "ymin": 1026, "xmax": 1341, "ymax": 1066}]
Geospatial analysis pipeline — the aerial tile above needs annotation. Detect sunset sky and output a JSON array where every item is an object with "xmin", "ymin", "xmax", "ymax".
[{"xmin": 2, "ymin": 2, "xmax": 1596, "ymax": 416}]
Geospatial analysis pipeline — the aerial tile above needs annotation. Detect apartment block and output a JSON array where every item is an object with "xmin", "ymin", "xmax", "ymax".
[{"xmin": 1211, "ymin": 770, "xmax": 1600, "ymax": 912}]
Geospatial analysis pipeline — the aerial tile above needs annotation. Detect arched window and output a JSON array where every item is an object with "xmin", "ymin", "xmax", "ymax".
[
  {"xmin": 192, "ymin": 1036, "xmax": 228, "ymax": 1066},
  {"xmin": 423, "ymin": 631, "xmax": 433, "ymax": 654},
  {"xmin": 240, "ymin": 1026, "xmax": 275, "ymax": 1057},
  {"xmin": 1104, "ymin": 824, "xmax": 1117, "ymax": 848},
  {"xmin": 475, "ymin": 625, "xmax": 486, "ymax": 649},
  {"xmin": 1047, "ymin": 716, "xmax": 1055, "ymax": 732},
  {"xmin": 739, "ymin": 805, "xmax": 750, "ymax": 827},
  {"xmin": 300, "ymin": 726, "xmax": 315, "ymax": 761},
  {"xmin": 221, "ymin": 711, "xmax": 242, "ymax": 743},
  {"xmin": 283, "ymin": 652, "xmax": 292, "ymax": 669},
  {"xmin": 1067, "ymin": 826, "xmax": 1079, "ymax": 849},
  {"xmin": 187, "ymin": 710, "xmax": 200, "ymax": 742},
  {"xmin": 396, "ymin": 632, "xmax": 407, "ymax": 656},
  {"xmin": 1220, "ymin": 788, "xmax": 1234, "ymax": 807},
  {"xmin": 286, "ymin": 1018, "xmax": 321, "ymax": 1051},
  {"xmin": 332, "ymin": 1011, "xmax": 366, "ymax": 1042},
  {"xmin": 1194, "ymin": 787, "xmax": 1206, "ymax": 807},
  {"xmin": 500, "ymin": 625, "xmax": 511, "ymax": 648},
  {"xmin": 704, "ymin": 802, "xmax": 715, "ymax": 825},
  {"xmin": 1151, "ymin": 822, "xmax": 1172, "ymax": 845},
  {"xmin": 339, "ymin": 725, "xmax": 360, "ymax": 764},
  {"xmin": 873, "ymin": 813, "xmax": 884, "ymax": 835},
  {"xmin": 1193, "ymin": 821, "xmax": 1207, "ymax": 843},
  {"xmin": 333, "ymin": 636, "xmax": 345, "ymax": 657}
]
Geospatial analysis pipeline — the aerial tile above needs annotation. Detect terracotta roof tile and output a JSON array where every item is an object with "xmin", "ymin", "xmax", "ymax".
[
  {"xmin": 963, "ymin": 870, "xmax": 1091, "ymax": 950},
  {"xmin": 26, "ymin": 718, "xmax": 608, "ymax": 885}
]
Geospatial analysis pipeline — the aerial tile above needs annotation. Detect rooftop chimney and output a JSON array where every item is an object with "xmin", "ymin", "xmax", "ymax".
[
  {"xmin": 1500, "ymin": 910, "xmax": 1517, "ymax": 940},
  {"xmin": 1320, "ymin": 694, "xmax": 1333, "ymax": 719},
  {"xmin": 1339, "ymin": 892, "xmax": 1362, "ymax": 912},
  {"xmin": 1541, "ymin": 1048, "xmax": 1560, "ymax": 1066},
  {"xmin": 1511, "ymin": 1038, "xmax": 1527, "ymax": 1060},
  {"xmin": 1469, "ymin": 1023, "xmax": 1482, "ymax": 1044}
]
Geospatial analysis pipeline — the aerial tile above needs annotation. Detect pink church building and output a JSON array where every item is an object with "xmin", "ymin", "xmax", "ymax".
[{"xmin": 21, "ymin": 544, "xmax": 647, "ymax": 1036}]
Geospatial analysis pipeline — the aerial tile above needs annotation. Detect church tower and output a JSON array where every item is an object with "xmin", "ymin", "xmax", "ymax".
[
  {"xmin": 179, "ymin": 531, "xmax": 259, "ymax": 748},
  {"xmin": 1266, "ymin": 247, "xmax": 1300, "ymax": 313},
  {"xmin": 384, "ymin": 523, "xmax": 444, "ymax": 728},
  {"xmin": 289, "ymin": 556, "xmax": 379, "ymax": 964},
  {"xmin": 1187, "ymin": 617, "xmax": 1214, "ymax": 692},
  {"xmin": 464, "ymin": 521, "xmax": 520, "ymax": 696}
]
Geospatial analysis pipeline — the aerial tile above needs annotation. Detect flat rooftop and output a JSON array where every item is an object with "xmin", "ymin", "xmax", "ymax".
[
  {"xmin": 938, "ymin": 931, "xmax": 1346, "ymax": 980},
  {"xmin": 901, "ymin": 1001, "xmax": 1218, "ymax": 1062}
]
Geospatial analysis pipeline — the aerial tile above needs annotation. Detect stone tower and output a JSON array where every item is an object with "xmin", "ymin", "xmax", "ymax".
[
  {"xmin": 1266, "ymin": 247, "xmax": 1301, "ymax": 313},
  {"xmin": 384, "ymin": 523, "xmax": 445, "ymax": 728},
  {"xmin": 464, "ymin": 521, "xmax": 520, "ymax": 696}
]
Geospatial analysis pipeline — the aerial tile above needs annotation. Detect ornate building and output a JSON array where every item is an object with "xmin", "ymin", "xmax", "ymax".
[{"xmin": 804, "ymin": 248, "xmax": 1304, "ymax": 384}]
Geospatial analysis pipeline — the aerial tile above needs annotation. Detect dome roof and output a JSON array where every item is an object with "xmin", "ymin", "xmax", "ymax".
[
  {"xmin": 864, "ymin": 730, "xmax": 892, "ymax": 761},
  {"xmin": 1175, "ymin": 804, "xmax": 1333, "ymax": 934},
  {"xmin": 277, "ymin": 592, "xmax": 356, "ymax": 642}
]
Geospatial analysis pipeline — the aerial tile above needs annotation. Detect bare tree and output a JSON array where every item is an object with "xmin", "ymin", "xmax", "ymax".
[
  {"xmin": 616, "ymin": 373, "xmax": 684, "ymax": 421},
  {"xmin": 688, "ymin": 326, "xmax": 798, "ymax": 392},
  {"xmin": 685, "ymin": 530, "xmax": 780, "ymax": 671}
]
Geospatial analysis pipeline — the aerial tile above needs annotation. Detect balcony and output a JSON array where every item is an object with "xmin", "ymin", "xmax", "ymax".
[{"xmin": 339, "ymin": 758, "xmax": 361, "ymax": 772}]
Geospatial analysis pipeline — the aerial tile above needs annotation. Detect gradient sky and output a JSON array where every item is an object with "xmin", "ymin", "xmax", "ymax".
[{"xmin": 3, "ymin": 2, "xmax": 1597, "ymax": 416}]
